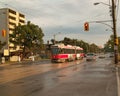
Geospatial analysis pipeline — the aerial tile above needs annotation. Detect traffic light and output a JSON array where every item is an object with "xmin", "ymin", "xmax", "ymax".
[
  {"xmin": 2, "ymin": 29, "xmax": 6, "ymax": 37},
  {"xmin": 84, "ymin": 22, "xmax": 89, "ymax": 31},
  {"xmin": 115, "ymin": 38, "xmax": 119, "ymax": 45}
]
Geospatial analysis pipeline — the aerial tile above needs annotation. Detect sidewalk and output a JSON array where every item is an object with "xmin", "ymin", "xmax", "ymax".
[
  {"xmin": 116, "ymin": 62, "xmax": 120, "ymax": 96},
  {"xmin": 110, "ymin": 62, "xmax": 120, "ymax": 96},
  {"xmin": 0, "ymin": 58, "xmax": 50, "ymax": 67}
]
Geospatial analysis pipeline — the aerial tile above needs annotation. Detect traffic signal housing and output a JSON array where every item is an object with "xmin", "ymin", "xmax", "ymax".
[
  {"xmin": 84, "ymin": 22, "xmax": 89, "ymax": 31},
  {"xmin": 2, "ymin": 29, "xmax": 6, "ymax": 37},
  {"xmin": 115, "ymin": 38, "xmax": 119, "ymax": 45}
]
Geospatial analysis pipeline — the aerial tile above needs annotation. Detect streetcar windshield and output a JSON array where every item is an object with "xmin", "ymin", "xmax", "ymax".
[{"xmin": 51, "ymin": 48, "xmax": 61, "ymax": 54}]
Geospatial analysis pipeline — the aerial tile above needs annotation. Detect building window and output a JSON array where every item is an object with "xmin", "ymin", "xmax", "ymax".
[
  {"xmin": 19, "ymin": 13, "xmax": 25, "ymax": 18},
  {"xmin": 9, "ymin": 22, "xmax": 16, "ymax": 25},
  {"xmin": 19, "ymin": 19, "xmax": 25, "ymax": 23},
  {"xmin": 9, "ymin": 28, "xmax": 14, "ymax": 31},
  {"xmin": 9, "ymin": 9, "xmax": 16, "ymax": 15},
  {"xmin": 9, "ymin": 16, "xmax": 16, "ymax": 20}
]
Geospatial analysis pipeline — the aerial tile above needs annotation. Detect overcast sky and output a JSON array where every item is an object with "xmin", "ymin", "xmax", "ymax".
[{"xmin": 0, "ymin": 0, "xmax": 120, "ymax": 47}]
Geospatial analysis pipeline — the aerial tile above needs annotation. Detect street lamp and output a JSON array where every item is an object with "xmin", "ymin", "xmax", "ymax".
[
  {"xmin": 53, "ymin": 32, "xmax": 61, "ymax": 44},
  {"xmin": 94, "ymin": 2, "xmax": 111, "ymax": 6}
]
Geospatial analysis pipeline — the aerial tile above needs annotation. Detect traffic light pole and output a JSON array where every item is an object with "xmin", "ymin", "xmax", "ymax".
[{"xmin": 111, "ymin": 0, "xmax": 118, "ymax": 64}]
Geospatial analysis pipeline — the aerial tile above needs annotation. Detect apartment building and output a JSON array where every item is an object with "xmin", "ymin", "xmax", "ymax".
[{"xmin": 0, "ymin": 8, "xmax": 25, "ymax": 56}]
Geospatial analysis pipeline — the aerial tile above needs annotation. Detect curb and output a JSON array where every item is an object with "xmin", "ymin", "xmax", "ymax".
[
  {"xmin": 116, "ymin": 67, "xmax": 120, "ymax": 96},
  {"xmin": 0, "ymin": 59, "xmax": 50, "ymax": 67}
]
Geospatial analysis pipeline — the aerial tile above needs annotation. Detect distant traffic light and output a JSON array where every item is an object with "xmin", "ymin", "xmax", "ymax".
[
  {"xmin": 84, "ymin": 22, "xmax": 89, "ymax": 31},
  {"xmin": 115, "ymin": 38, "xmax": 119, "ymax": 45},
  {"xmin": 2, "ymin": 29, "xmax": 6, "ymax": 37}
]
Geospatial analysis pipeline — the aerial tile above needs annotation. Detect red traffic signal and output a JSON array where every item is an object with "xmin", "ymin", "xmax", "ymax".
[
  {"xmin": 2, "ymin": 29, "xmax": 6, "ymax": 37},
  {"xmin": 84, "ymin": 22, "xmax": 89, "ymax": 31}
]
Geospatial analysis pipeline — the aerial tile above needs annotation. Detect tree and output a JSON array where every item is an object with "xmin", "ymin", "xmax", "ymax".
[
  {"xmin": 104, "ymin": 34, "xmax": 120, "ymax": 53},
  {"xmin": 89, "ymin": 43, "xmax": 99, "ymax": 53},
  {"xmin": 0, "ymin": 40, "xmax": 6, "ymax": 50},
  {"xmin": 9, "ymin": 21, "xmax": 44, "ymax": 56},
  {"xmin": 59, "ymin": 37, "xmax": 100, "ymax": 53},
  {"xmin": 104, "ymin": 35, "xmax": 114, "ymax": 52},
  {"xmin": 51, "ymin": 39, "xmax": 55, "ymax": 45}
]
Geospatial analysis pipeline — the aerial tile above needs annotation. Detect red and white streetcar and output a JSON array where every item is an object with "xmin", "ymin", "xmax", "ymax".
[{"xmin": 51, "ymin": 43, "xmax": 84, "ymax": 63}]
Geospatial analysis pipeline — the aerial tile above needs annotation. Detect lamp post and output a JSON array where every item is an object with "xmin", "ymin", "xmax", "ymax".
[
  {"xmin": 94, "ymin": 2, "xmax": 111, "ymax": 6},
  {"xmin": 53, "ymin": 32, "xmax": 61, "ymax": 44},
  {"xmin": 94, "ymin": 1, "xmax": 118, "ymax": 64}
]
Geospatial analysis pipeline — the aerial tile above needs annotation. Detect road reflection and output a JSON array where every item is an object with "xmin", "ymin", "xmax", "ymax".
[{"xmin": 0, "ymin": 59, "xmax": 84, "ymax": 96}]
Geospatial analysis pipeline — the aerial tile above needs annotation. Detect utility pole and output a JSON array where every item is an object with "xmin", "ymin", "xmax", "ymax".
[
  {"xmin": 53, "ymin": 32, "xmax": 61, "ymax": 44},
  {"xmin": 93, "ymin": 1, "xmax": 118, "ymax": 64},
  {"xmin": 111, "ymin": 0, "xmax": 118, "ymax": 64}
]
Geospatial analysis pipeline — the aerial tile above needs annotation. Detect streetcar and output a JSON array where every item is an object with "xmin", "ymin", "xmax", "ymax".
[{"xmin": 51, "ymin": 43, "xmax": 84, "ymax": 63}]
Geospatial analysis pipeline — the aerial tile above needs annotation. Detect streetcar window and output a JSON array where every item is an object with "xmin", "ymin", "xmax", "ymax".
[
  {"xmin": 64, "ymin": 49, "xmax": 67, "ymax": 54},
  {"xmin": 60, "ymin": 49, "xmax": 64, "ymax": 54},
  {"xmin": 76, "ymin": 50, "xmax": 82, "ymax": 53},
  {"xmin": 51, "ymin": 48, "xmax": 63, "ymax": 54},
  {"xmin": 64, "ymin": 49, "xmax": 75, "ymax": 54}
]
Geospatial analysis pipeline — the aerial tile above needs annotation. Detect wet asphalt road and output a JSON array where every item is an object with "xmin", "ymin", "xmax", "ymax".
[{"xmin": 0, "ymin": 57, "xmax": 118, "ymax": 96}]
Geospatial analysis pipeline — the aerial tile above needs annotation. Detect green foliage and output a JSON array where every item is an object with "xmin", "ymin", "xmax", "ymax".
[
  {"xmin": 0, "ymin": 40, "xmax": 6, "ymax": 50},
  {"xmin": 104, "ymin": 35, "xmax": 114, "ymax": 52},
  {"xmin": 104, "ymin": 35, "xmax": 120, "ymax": 53},
  {"xmin": 52, "ymin": 37, "xmax": 100, "ymax": 53},
  {"xmin": 9, "ymin": 21, "xmax": 44, "ymax": 55}
]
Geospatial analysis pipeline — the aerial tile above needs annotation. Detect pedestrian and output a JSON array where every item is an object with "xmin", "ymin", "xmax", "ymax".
[
  {"xmin": 31, "ymin": 52, "xmax": 34, "ymax": 61},
  {"xmin": 18, "ymin": 55, "xmax": 21, "ymax": 62}
]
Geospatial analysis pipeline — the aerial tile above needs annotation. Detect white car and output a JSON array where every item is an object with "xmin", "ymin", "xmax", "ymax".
[
  {"xmin": 86, "ymin": 53, "xmax": 96, "ymax": 61},
  {"xmin": 99, "ymin": 53, "xmax": 105, "ymax": 58}
]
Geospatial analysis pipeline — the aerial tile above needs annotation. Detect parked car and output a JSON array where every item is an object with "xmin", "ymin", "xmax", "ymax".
[{"xmin": 86, "ymin": 53, "xmax": 96, "ymax": 61}]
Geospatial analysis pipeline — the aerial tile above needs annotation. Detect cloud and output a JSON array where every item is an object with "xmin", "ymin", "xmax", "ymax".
[{"xmin": 1, "ymin": 0, "xmax": 119, "ymax": 46}]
